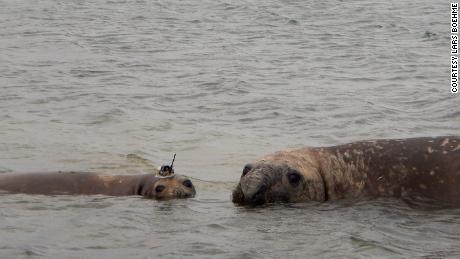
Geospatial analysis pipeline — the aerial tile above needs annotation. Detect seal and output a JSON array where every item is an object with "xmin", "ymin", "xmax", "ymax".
[
  {"xmin": 232, "ymin": 136, "xmax": 460, "ymax": 206},
  {"xmin": 0, "ymin": 172, "xmax": 196, "ymax": 199}
]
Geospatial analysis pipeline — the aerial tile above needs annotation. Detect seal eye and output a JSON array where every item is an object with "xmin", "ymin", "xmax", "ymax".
[
  {"xmin": 287, "ymin": 172, "xmax": 301, "ymax": 186},
  {"xmin": 242, "ymin": 163, "xmax": 253, "ymax": 177},
  {"xmin": 155, "ymin": 185, "xmax": 166, "ymax": 193},
  {"xmin": 182, "ymin": 179, "xmax": 193, "ymax": 188}
]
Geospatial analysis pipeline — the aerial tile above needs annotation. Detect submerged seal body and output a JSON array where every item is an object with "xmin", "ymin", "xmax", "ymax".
[
  {"xmin": 232, "ymin": 136, "xmax": 460, "ymax": 206},
  {"xmin": 0, "ymin": 172, "xmax": 196, "ymax": 199}
]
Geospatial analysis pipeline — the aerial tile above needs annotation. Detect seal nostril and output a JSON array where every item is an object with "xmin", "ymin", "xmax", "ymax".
[
  {"xmin": 242, "ymin": 163, "xmax": 253, "ymax": 177},
  {"xmin": 255, "ymin": 185, "xmax": 267, "ymax": 196},
  {"xmin": 182, "ymin": 179, "xmax": 193, "ymax": 188},
  {"xmin": 155, "ymin": 185, "xmax": 165, "ymax": 193},
  {"xmin": 250, "ymin": 185, "xmax": 268, "ymax": 204}
]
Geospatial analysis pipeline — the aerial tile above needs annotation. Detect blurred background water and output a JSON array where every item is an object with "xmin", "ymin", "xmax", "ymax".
[{"xmin": 0, "ymin": 0, "xmax": 459, "ymax": 258}]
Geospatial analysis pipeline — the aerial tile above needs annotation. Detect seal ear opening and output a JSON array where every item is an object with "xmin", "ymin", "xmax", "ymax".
[{"xmin": 136, "ymin": 184, "xmax": 145, "ymax": 196}]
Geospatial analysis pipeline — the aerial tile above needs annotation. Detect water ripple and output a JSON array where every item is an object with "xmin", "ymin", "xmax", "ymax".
[{"xmin": 0, "ymin": 0, "xmax": 456, "ymax": 257}]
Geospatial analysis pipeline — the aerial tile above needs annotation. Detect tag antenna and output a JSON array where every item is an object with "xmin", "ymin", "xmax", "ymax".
[{"xmin": 170, "ymin": 154, "xmax": 176, "ymax": 169}]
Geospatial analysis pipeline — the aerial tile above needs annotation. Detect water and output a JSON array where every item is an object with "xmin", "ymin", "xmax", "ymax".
[{"xmin": 0, "ymin": 0, "xmax": 459, "ymax": 257}]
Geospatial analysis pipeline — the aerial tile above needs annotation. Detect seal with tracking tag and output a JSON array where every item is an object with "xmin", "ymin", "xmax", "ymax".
[{"xmin": 158, "ymin": 154, "xmax": 176, "ymax": 177}]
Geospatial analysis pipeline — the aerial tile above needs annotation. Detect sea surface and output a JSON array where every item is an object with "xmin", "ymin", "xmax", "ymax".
[{"xmin": 1, "ymin": 0, "xmax": 459, "ymax": 258}]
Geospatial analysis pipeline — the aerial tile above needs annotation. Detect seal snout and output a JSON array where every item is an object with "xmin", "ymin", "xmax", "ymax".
[
  {"xmin": 179, "ymin": 178, "xmax": 196, "ymax": 198},
  {"xmin": 238, "ymin": 166, "xmax": 273, "ymax": 204},
  {"xmin": 180, "ymin": 179, "xmax": 196, "ymax": 198},
  {"xmin": 248, "ymin": 184, "xmax": 268, "ymax": 204}
]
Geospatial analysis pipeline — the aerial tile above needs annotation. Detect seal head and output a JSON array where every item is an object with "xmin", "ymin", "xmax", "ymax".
[
  {"xmin": 232, "ymin": 160, "xmax": 326, "ymax": 205},
  {"xmin": 142, "ymin": 174, "xmax": 196, "ymax": 199}
]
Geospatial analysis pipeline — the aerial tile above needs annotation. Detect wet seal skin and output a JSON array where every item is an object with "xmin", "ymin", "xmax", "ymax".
[
  {"xmin": 0, "ymin": 172, "xmax": 196, "ymax": 200},
  {"xmin": 233, "ymin": 136, "xmax": 460, "ymax": 207}
]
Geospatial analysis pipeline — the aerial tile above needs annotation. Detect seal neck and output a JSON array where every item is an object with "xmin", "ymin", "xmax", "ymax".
[{"xmin": 313, "ymin": 147, "xmax": 366, "ymax": 200}]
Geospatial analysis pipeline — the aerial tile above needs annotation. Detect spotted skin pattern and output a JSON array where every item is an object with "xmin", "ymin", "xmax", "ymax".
[{"xmin": 233, "ymin": 137, "xmax": 460, "ymax": 206}]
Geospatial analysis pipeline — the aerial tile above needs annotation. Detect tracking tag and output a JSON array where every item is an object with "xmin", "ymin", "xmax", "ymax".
[{"xmin": 157, "ymin": 154, "xmax": 176, "ymax": 177}]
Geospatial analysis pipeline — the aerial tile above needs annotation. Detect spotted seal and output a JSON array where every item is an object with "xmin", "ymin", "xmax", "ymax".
[
  {"xmin": 0, "ymin": 172, "xmax": 196, "ymax": 199},
  {"xmin": 232, "ymin": 136, "xmax": 460, "ymax": 206}
]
